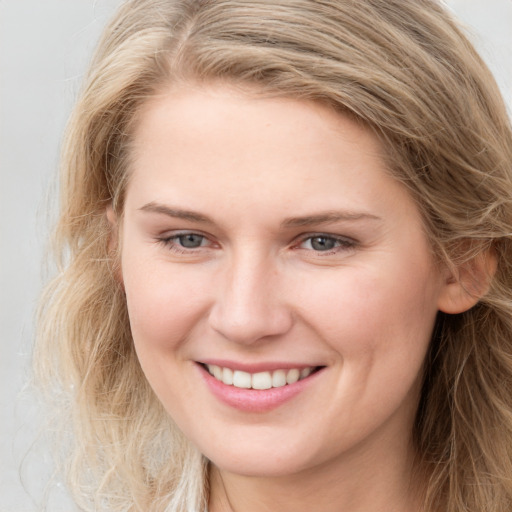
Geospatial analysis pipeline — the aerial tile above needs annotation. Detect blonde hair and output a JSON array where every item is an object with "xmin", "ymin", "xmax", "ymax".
[{"xmin": 36, "ymin": 0, "xmax": 512, "ymax": 510}]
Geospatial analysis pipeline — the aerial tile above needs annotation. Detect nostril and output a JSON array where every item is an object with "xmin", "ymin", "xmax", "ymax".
[{"xmin": 207, "ymin": 301, "xmax": 293, "ymax": 345}]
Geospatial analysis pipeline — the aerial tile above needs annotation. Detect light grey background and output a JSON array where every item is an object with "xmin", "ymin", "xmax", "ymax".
[
  {"xmin": 1, "ymin": 3, "xmax": 123, "ymax": 510},
  {"xmin": 1, "ymin": 1, "xmax": 511, "ymax": 511}
]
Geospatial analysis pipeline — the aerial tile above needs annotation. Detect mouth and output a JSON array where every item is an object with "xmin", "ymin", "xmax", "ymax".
[
  {"xmin": 197, "ymin": 361, "xmax": 326, "ymax": 412},
  {"xmin": 201, "ymin": 363, "xmax": 323, "ymax": 390}
]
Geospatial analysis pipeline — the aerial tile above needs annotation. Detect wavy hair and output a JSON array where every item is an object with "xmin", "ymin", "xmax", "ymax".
[{"xmin": 36, "ymin": 1, "xmax": 512, "ymax": 510}]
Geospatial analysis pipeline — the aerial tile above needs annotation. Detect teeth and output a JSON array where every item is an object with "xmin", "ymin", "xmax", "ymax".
[
  {"xmin": 286, "ymin": 368, "xmax": 300, "ymax": 384},
  {"xmin": 206, "ymin": 364, "xmax": 316, "ymax": 390},
  {"xmin": 252, "ymin": 371, "xmax": 272, "ymax": 390},
  {"xmin": 272, "ymin": 369, "xmax": 287, "ymax": 388},
  {"xmin": 222, "ymin": 367, "xmax": 234, "ymax": 385},
  {"xmin": 300, "ymin": 367, "xmax": 312, "ymax": 379},
  {"xmin": 233, "ymin": 370, "xmax": 252, "ymax": 389},
  {"xmin": 212, "ymin": 365, "xmax": 223, "ymax": 380}
]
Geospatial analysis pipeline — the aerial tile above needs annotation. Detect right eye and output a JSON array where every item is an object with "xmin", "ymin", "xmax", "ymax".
[{"xmin": 157, "ymin": 232, "xmax": 211, "ymax": 253}]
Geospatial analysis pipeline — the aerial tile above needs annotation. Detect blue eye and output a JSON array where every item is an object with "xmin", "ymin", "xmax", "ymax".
[
  {"xmin": 309, "ymin": 236, "xmax": 337, "ymax": 251},
  {"xmin": 157, "ymin": 232, "xmax": 210, "ymax": 253},
  {"xmin": 175, "ymin": 233, "xmax": 206, "ymax": 248},
  {"xmin": 300, "ymin": 235, "xmax": 355, "ymax": 252}
]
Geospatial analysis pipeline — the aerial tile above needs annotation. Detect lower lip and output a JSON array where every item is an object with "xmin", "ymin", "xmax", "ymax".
[{"xmin": 198, "ymin": 364, "xmax": 323, "ymax": 413}]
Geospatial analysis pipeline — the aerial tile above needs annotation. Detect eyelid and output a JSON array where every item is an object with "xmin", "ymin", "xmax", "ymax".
[{"xmin": 158, "ymin": 228, "xmax": 211, "ymax": 239}]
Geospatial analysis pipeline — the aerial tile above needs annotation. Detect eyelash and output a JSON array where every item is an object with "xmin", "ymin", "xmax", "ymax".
[{"xmin": 156, "ymin": 232, "xmax": 357, "ymax": 255}]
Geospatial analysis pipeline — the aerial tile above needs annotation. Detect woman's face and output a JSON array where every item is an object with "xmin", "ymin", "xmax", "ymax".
[{"xmin": 118, "ymin": 84, "xmax": 449, "ymax": 478}]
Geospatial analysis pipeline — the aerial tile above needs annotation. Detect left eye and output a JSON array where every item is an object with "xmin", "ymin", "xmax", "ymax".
[
  {"xmin": 173, "ymin": 233, "xmax": 207, "ymax": 248},
  {"xmin": 299, "ymin": 235, "xmax": 354, "ymax": 252}
]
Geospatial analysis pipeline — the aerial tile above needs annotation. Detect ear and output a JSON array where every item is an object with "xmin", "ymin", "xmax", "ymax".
[{"xmin": 437, "ymin": 247, "xmax": 497, "ymax": 314}]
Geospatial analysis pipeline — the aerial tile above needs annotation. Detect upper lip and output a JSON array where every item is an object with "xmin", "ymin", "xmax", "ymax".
[{"xmin": 197, "ymin": 359, "xmax": 324, "ymax": 373}]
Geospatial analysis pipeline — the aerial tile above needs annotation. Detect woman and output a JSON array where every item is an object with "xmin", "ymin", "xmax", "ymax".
[{"xmin": 36, "ymin": 0, "xmax": 512, "ymax": 511}]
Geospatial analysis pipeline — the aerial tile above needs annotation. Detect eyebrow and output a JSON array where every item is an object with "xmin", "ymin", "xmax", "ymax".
[
  {"xmin": 139, "ymin": 202, "xmax": 214, "ymax": 224},
  {"xmin": 139, "ymin": 202, "xmax": 381, "ymax": 227},
  {"xmin": 280, "ymin": 211, "xmax": 381, "ymax": 227}
]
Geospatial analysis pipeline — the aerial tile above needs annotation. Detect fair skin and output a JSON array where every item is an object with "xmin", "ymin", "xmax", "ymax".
[{"xmin": 111, "ymin": 84, "xmax": 475, "ymax": 512}]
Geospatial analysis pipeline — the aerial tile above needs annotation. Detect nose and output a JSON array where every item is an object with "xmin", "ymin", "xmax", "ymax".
[{"xmin": 208, "ymin": 251, "xmax": 293, "ymax": 345}]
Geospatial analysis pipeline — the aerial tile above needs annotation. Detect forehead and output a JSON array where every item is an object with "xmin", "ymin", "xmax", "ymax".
[
  {"xmin": 130, "ymin": 84, "xmax": 384, "ymax": 175},
  {"xmin": 125, "ymin": 83, "xmax": 418, "ymax": 227}
]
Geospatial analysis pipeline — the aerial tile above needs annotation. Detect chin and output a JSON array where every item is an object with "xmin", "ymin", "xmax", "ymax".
[{"xmin": 202, "ymin": 439, "xmax": 319, "ymax": 478}]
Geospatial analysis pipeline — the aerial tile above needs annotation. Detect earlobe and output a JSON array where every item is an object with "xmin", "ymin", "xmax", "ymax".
[
  {"xmin": 437, "ymin": 248, "xmax": 497, "ymax": 314},
  {"xmin": 106, "ymin": 204, "xmax": 117, "ymax": 227}
]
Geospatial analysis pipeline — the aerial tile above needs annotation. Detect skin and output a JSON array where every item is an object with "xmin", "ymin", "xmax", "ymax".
[{"xmin": 112, "ymin": 84, "xmax": 470, "ymax": 512}]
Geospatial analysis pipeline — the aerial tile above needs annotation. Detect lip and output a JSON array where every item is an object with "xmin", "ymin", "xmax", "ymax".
[{"xmin": 196, "ymin": 362, "xmax": 325, "ymax": 413}]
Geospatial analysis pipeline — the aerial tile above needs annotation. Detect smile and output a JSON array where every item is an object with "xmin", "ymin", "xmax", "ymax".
[{"xmin": 205, "ymin": 364, "xmax": 317, "ymax": 390}]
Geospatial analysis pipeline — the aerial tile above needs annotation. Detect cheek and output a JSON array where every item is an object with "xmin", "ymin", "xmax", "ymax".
[
  {"xmin": 294, "ymin": 263, "xmax": 438, "ymax": 437},
  {"xmin": 293, "ymin": 260, "xmax": 439, "ymax": 363},
  {"xmin": 121, "ymin": 254, "xmax": 214, "ymax": 411},
  {"xmin": 121, "ymin": 251, "xmax": 212, "ymax": 355}
]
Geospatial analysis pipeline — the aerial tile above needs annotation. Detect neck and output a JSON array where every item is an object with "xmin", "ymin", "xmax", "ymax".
[{"xmin": 208, "ymin": 428, "xmax": 426, "ymax": 512}]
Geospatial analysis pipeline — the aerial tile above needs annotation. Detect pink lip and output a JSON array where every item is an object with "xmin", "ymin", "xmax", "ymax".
[{"xmin": 197, "ymin": 363, "xmax": 324, "ymax": 413}]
